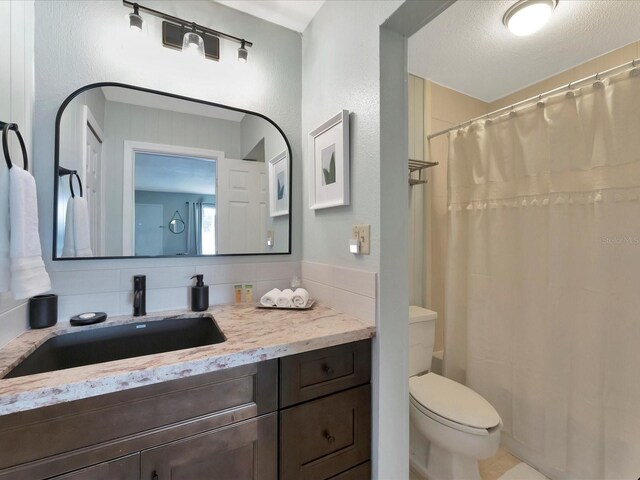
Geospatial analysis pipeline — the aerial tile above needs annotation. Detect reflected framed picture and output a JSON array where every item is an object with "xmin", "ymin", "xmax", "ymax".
[
  {"xmin": 308, "ymin": 110, "xmax": 350, "ymax": 210},
  {"xmin": 268, "ymin": 150, "xmax": 289, "ymax": 217}
]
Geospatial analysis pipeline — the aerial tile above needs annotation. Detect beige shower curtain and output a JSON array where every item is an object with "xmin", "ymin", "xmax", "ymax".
[{"xmin": 444, "ymin": 68, "xmax": 640, "ymax": 479}]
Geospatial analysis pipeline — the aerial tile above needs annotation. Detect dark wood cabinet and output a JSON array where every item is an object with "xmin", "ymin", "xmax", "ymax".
[
  {"xmin": 279, "ymin": 340, "xmax": 372, "ymax": 480},
  {"xmin": 0, "ymin": 340, "xmax": 371, "ymax": 480},
  {"xmin": 50, "ymin": 455, "xmax": 139, "ymax": 480},
  {"xmin": 280, "ymin": 340, "xmax": 371, "ymax": 408},
  {"xmin": 140, "ymin": 414, "xmax": 277, "ymax": 480}
]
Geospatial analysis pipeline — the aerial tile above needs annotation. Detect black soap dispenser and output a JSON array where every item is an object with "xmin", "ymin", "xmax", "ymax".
[{"xmin": 190, "ymin": 274, "xmax": 209, "ymax": 312}]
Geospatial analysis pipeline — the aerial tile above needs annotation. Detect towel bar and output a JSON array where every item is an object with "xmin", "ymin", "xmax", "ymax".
[{"xmin": 0, "ymin": 121, "xmax": 29, "ymax": 171}]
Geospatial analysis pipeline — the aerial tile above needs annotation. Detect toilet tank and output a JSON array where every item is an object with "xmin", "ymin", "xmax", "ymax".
[{"xmin": 409, "ymin": 306, "xmax": 437, "ymax": 377}]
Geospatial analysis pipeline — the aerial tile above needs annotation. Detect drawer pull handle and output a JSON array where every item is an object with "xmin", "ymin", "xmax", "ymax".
[
  {"xmin": 152, "ymin": 472, "xmax": 159, "ymax": 480},
  {"xmin": 324, "ymin": 430, "xmax": 336, "ymax": 444},
  {"xmin": 322, "ymin": 364, "xmax": 335, "ymax": 375}
]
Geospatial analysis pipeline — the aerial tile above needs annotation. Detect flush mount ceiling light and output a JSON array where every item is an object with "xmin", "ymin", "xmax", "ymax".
[
  {"xmin": 182, "ymin": 23, "xmax": 205, "ymax": 59},
  {"xmin": 503, "ymin": 0, "xmax": 557, "ymax": 37},
  {"xmin": 122, "ymin": 0, "xmax": 253, "ymax": 62}
]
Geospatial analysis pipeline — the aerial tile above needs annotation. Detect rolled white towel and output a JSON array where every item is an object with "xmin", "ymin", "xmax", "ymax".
[
  {"xmin": 291, "ymin": 288, "xmax": 309, "ymax": 308},
  {"xmin": 276, "ymin": 288, "xmax": 294, "ymax": 308},
  {"xmin": 260, "ymin": 288, "xmax": 281, "ymax": 307}
]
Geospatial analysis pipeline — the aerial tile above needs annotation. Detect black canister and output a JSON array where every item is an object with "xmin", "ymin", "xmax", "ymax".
[
  {"xmin": 190, "ymin": 274, "xmax": 209, "ymax": 312},
  {"xmin": 28, "ymin": 294, "xmax": 58, "ymax": 329}
]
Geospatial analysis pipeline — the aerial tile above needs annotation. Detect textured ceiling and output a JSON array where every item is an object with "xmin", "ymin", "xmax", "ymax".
[
  {"xmin": 409, "ymin": 0, "xmax": 640, "ymax": 102},
  {"xmin": 214, "ymin": 0, "xmax": 324, "ymax": 33}
]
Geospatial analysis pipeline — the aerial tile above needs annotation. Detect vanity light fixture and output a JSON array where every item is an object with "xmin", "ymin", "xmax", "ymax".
[
  {"xmin": 238, "ymin": 40, "xmax": 248, "ymax": 63},
  {"xmin": 128, "ymin": 3, "xmax": 143, "ymax": 32},
  {"xmin": 122, "ymin": 0, "xmax": 253, "ymax": 62},
  {"xmin": 182, "ymin": 23, "xmax": 205, "ymax": 59},
  {"xmin": 503, "ymin": 0, "xmax": 557, "ymax": 37}
]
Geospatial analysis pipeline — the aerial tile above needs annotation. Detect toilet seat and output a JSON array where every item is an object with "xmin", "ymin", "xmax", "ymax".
[{"xmin": 410, "ymin": 373, "xmax": 501, "ymax": 435}]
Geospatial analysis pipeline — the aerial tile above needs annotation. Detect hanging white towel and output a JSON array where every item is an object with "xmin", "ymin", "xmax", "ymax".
[
  {"xmin": 9, "ymin": 166, "xmax": 51, "ymax": 299},
  {"xmin": 62, "ymin": 196, "xmax": 93, "ymax": 257},
  {"xmin": 291, "ymin": 288, "xmax": 310, "ymax": 308},
  {"xmin": 0, "ymin": 167, "xmax": 9, "ymax": 293},
  {"xmin": 276, "ymin": 288, "xmax": 294, "ymax": 308},
  {"xmin": 260, "ymin": 288, "xmax": 280, "ymax": 307}
]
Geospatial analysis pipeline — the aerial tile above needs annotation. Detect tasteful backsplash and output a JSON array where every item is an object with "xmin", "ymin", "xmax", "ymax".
[{"xmin": 301, "ymin": 261, "xmax": 376, "ymax": 326}]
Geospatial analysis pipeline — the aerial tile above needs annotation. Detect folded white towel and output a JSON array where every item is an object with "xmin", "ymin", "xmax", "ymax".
[
  {"xmin": 260, "ymin": 288, "xmax": 281, "ymax": 307},
  {"xmin": 291, "ymin": 288, "xmax": 309, "ymax": 308},
  {"xmin": 62, "ymin": 196, "xmax": 93, "ymax": 257},
  {"xmin": 0, "ymin": 167, "xmax": 9, "ymax": 293},
  {"xmin": 9, "ymin": 166, "xmax": 51, "ymax": 299},
  {"xmin": 276, "ymin": 288, "xmax": 294, "ymax": 308}
]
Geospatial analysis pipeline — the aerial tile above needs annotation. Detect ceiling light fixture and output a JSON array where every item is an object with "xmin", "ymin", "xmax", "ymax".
[
  {"xmin": 182, "ymin": 23, "xmax": 205, "ymax": 59},
  {"xmin": 128, "ymin": 2, "xmax": 143, "ymax": 32},
  {"xmin": 122, "ymin": 0, "xmax": 253, "ymax": 62},
  {"xmin": 503, "ymin": 0, "xmax": 557, "ymax": 37},
  {"xmin": 237, "ymin": 40, "xmax": 248, "ymax": 63}
]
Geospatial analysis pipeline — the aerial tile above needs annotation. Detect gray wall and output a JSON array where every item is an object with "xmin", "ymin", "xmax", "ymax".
[
  {"xmin": 240, "ymin": 113, "xmax": 287, "ymax": 162},
  {"xmin": 33, "ymin": 0, "xmax": 302, "ymax": 308}
]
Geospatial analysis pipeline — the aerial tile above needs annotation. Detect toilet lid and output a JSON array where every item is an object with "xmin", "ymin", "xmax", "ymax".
[{"xmin": 409, "ymin": 373, "xmax": 501, "ymax": 429}]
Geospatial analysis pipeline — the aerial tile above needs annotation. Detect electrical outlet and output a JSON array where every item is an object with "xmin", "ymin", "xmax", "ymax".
[{"xmin": 352, "ymin": 224, "xmax": 370, "ymax": 255}]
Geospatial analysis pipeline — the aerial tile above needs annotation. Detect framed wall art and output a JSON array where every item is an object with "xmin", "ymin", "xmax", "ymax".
[
  {"xmin": 308, "ymin": 110, "xmax": 350, "ymax": 209},
  {"xmin": 268, "ymin": 150, "xmax": 289, "ymax": 217}
]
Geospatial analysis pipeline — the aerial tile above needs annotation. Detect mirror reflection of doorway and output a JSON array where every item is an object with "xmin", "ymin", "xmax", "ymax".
[{"xmin": 133, "ymin": 151, "xmax": 217, "ymax": 256}]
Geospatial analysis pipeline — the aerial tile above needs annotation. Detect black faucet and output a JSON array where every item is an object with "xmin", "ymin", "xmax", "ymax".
[{"xmin": 133, "ymin": 275, "xmax": 146, "ymax": 317}]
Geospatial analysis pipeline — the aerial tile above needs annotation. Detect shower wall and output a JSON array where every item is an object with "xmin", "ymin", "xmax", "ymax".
[
  {"xmin": 408, "ymin": 75, "xmax": 487, "ymax": 352},
  {"xmin": 415, "ymin": 40, "xmax": 640, "ymax": 354}
]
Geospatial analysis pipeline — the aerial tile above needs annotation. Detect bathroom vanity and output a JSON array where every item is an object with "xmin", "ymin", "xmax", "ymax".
[{"xmin": 0, "ymin": 305, "xmax": 374, "ymax": 480}]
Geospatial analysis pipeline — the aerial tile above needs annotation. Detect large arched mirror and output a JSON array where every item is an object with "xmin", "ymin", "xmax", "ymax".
[{"xmin": 53, "ymin": 83, "xmax": 291, "ymax": 259}]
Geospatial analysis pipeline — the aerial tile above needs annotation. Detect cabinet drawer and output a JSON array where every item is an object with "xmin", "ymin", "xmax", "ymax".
[
  {"xmin": 328, "ymin": 462, "xmax": 371, "ymax": 479},
  {"xmin": 50, "ymin": 454, "xmax": 139, "ymax": 480},
  {"xmin": 280, "ymin": 384, "xmax": 371, "ymax": 480},
  {"xmin": 141, "ymin": 413, "xmax": 277, "ymax": 480},
  {"xmin": 279, "ymin": 340, "xmax": 371, "ymax": 407}
]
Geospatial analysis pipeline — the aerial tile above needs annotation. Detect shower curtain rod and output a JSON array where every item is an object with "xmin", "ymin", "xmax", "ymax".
[{"xmin": 427, "ymin": 57, "xmax": 640, "ymax": 141}]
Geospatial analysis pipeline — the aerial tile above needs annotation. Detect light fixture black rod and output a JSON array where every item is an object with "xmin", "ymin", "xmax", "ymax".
[{"xmin": 122, "ymin": 0, "xmax": 253, "ymax": 48}]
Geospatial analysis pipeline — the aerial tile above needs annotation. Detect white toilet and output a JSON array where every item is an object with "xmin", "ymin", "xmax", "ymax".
[{"xmin": 409, "ymin": 306, "xmax": 502, "ymax": 480}]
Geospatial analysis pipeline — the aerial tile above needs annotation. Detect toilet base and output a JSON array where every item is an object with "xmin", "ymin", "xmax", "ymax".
[{"xmin": 410, "ymin": 421, "xmax": 482, "ymax": 480}]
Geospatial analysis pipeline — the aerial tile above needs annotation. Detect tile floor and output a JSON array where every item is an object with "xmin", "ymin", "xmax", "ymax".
[
  {"xmin": 479, "ymin": 448, "xmax": 522, "ymax": 480},
  {"xmin": 409, "ymin": 447, "xmax": 521, "ymax": 480}
]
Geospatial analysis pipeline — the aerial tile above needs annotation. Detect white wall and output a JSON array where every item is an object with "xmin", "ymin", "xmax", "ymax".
[
  {"xmin": 32, "ymin": 0, "xmax": 301, "ymax": 322},
  {"xmin": 0, "ymin": 0, "xmax": 34, "ymax": 347},
  {"xmin": 301, "ymin": 1, "xmax": 407, "ymax": 477}
]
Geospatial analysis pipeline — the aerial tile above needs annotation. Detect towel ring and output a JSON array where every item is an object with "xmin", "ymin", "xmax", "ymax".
[
  {"xmin": 1, "ymin": 122, "xmax": 28, "ymax": 170},
  {"xmin": 69, "ymin": 172, "xmax": 83, "ymax": 198}
]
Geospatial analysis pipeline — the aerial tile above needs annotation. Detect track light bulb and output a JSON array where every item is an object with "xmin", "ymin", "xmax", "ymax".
[
  {"xmin": 182, "ymin": 23, "xmax": 205, "ymax": 59},
  {"xmin": 238, "ymin": 40, "xmax": 248, "ymax": 63},
  {"xmin": 129, "ymin": 3, "xmax": 143, "ymax": 32}
]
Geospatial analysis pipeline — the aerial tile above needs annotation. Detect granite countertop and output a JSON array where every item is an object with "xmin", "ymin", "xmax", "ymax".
[{"xmin": 0, "ymin": 304, "xmax": 375, "ymax": 416}]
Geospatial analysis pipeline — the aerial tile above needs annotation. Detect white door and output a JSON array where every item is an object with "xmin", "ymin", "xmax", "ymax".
[
  {"xmin": 135, "ymin": 203, "xmax": 164, "ymax": 256},
  {"xmin": 216, "ymin": 159, "xmax": 267, "ymax": 254},
  {"xmin": 84, "ymin": 123, "xmax": 103, "ymax": 255}
]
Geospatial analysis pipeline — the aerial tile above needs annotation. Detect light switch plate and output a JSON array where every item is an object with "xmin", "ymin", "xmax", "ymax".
[{"xmin": 352, "ymin": 224, "xmax": 370, "ymax": 255}]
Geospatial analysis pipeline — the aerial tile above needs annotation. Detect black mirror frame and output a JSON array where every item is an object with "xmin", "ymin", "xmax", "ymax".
[{"xmin": 53, "ymin": 82, "xmax": 293, "ymax": 260}]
